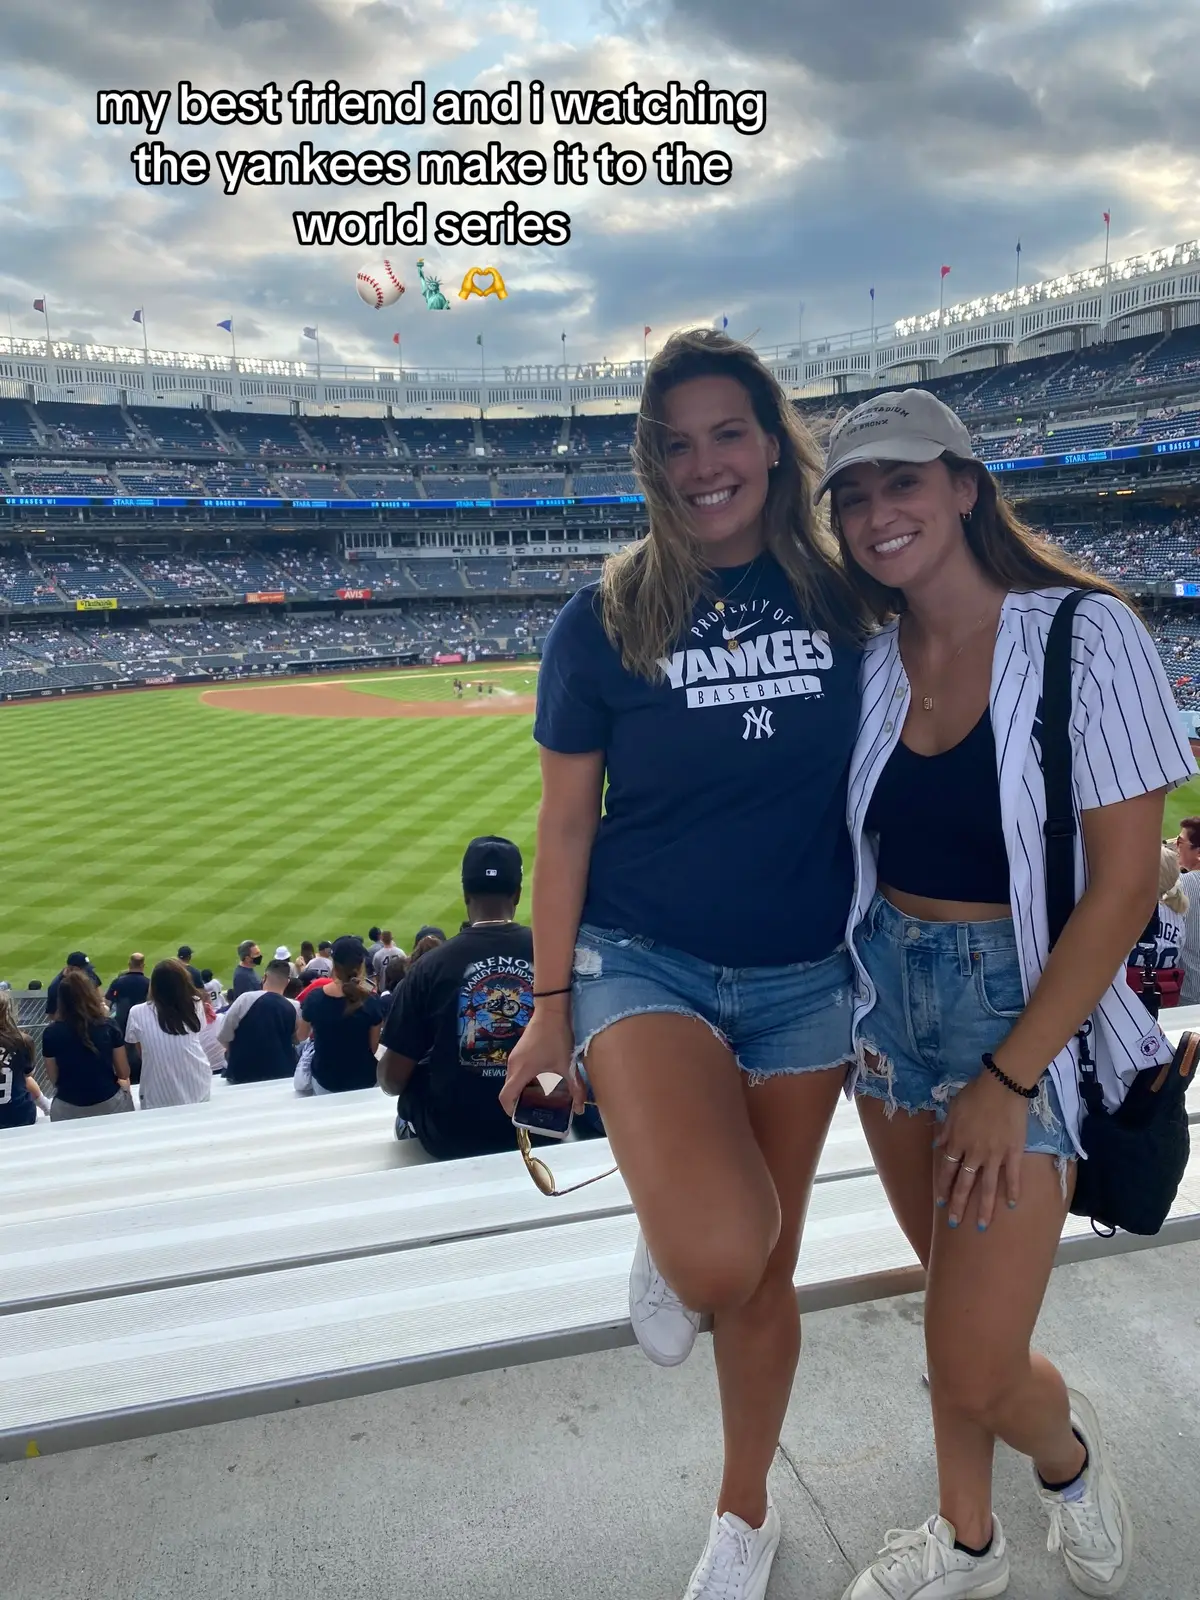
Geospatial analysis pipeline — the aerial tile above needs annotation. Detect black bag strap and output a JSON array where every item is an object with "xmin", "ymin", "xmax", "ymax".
[{"xmin": 1042, "ymin": 590, "xmax": 1089, "ymax": 951}]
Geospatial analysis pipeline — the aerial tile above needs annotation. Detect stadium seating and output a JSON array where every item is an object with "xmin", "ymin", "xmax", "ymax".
[
  {"xmin": 482, "ymin": 417, "xmax": 566, "ymax": 457},
  {"xmin": 36, "ymin": 548, "xmax": 149, "ymax": 602},
  {"xmin": 0, "ymin": 400, "xmax": 40, "ymax": 448},
  {"xmin": 0, "ymin": 550, "xmax": 61, "ymax": 607},
  {"xmin": 345, "ymin": 473, "xmax": 417, "ymax": 497},
  {"xmin": 1, "ymin": 1049, "xmax": 1195, "ymax": 1460},
  {"xmin": 300, "ymin": 416, "xmax": 394, "ymax": 458},
  {"xmin": 391, "ymin": 419, "xmax": 476, "ymax": 459},
  {"xmin": 219, "ymin": 414, "xmax": 309, "ymax": 456},
  {"xmin": 127, "ymin": 407, "xmax": 226, "ymax": 452},
  {"xmin": 567, "ymin": 415, "xmax": 635, "ymax": 456},
  {"xmin": 497, "ymin": 472, "xmax": 566, "ymax": 497},
  {"xmin": 572, "ymin": 470, "xmax": 637, "ymax": 495},
  {"xmin": 38, "ymin": 402, "xmax": 137, "ymax": 451},
  {"xmin": 421, "ymin": 472, "xmax": 492, "ymax": 499},
  {"xmin": 10, "ymin": 464, "xmax": 117, "ymax": 494}
]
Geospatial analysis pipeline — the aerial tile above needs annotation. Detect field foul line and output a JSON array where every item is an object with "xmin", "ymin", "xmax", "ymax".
[{"xmin": 204, "ymin": 664, "xmax": 540, "ymax": 693}]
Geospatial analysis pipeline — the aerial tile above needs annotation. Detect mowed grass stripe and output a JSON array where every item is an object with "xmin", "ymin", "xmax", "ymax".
[{"xmin": 1, "ymin": 672, "xmax": 543, "ymax": 981}]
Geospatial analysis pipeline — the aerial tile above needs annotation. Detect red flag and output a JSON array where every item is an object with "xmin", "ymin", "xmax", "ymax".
[
  {"xmin": 33, "ymin": 298, "xmax": 45, "ymax": 312},
  {"xmin": 1103, "ymin": 211, "xmax": 1111, "ymax": 225},
  {"xmin": 643, "ymin": 325, "xmax": 651, "ymax": 336},
  {"xmin": 940, "ymin": 265, "xmax": 951, "ymax": 279},
  {"xmin": 392, "ymin": 332, "xmax": 400, "ymax": 345}
]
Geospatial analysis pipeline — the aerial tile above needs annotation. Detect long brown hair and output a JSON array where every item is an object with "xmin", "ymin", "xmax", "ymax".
[
  {"xmin": 0, "ymin": 992, "xmax": 34, "ymax": 1066},
  {"xmin": 831, "ymin": 452, "xmax": 1128, "ymax": 621},
  {"xmin": 149, "ymin": 959, "xmax": 201, "ymax": 1035},
  {"xmin": 334, "ymin": 958, "xmax": 369, "ymax": 1015},
  {"xmin": 57, "ymin": 967, "xmax": 108, "ymax": 1051},
  {"xmin": 601, "ymin": 328, "xmax": 866, "ymax": 678}
]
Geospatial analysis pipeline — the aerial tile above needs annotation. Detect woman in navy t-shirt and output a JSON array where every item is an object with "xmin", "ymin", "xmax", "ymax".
[{"xmin": 501, "ymin": 329, "xmax": 865, "ymax": 1600}]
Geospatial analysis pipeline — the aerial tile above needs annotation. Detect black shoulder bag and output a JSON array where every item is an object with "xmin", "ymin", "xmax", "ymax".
[{"xmin": 1042, "ymin": 589, "xmax": 1195, "ymax": 1235}]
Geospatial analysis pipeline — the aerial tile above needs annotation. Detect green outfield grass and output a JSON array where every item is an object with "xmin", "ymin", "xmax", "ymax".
[
  {"xmin": 4, "ymin": 667, "xmax": 1197, "ymax": 989},
  {"xmin": 1, "ymin": 667, "xmax": 543, "ymax": 986}
]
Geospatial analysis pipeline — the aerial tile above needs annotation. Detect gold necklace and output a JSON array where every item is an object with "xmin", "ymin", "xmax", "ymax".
[
  {"xmin": 713, "ymin": 557, "xmax": 765, "ymax": 653},
  {"xmin": 903, "ymin": 610, "xmax": 992, "ymax": 712}
]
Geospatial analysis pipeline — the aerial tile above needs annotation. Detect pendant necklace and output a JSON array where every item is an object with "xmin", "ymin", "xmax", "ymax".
[
  {"xmin": 905, "ymin": 610, "xmax": 992, "ymax": 712},
  {"xmin": 713, "ymin": 557, "xmax": 765, "ymax": 653}
]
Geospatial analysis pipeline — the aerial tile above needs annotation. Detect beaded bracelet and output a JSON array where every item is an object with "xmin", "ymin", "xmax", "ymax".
[{"xmin": 982, "ymin": 1052, "xmax": 1040, "ymax": 1100}]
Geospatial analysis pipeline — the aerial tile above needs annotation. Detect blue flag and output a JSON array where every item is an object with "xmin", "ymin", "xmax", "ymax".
[
  {"xmin": 869, "ymin": 286, "xmax": 875, "ymax": 301},
  {"xmin": 217, "ymin": 318, "xmax": 233, "ymax": 332},
  {"xmin": 132, "ymin": 309, "xmax": 143, "ymax": 324}
]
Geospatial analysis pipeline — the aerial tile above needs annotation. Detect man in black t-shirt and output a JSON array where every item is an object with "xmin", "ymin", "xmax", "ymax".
[
  {"xmin": 219, "ymin": 959, "xmax": 299, "ymax": 1082},
  {"xmin": 178, "ymin": 946, "xmax": 205, "ymax": 990},
  {"xmin": 106, "ymin": 954, "xmax": 150, "ymax": 1037},
  {"xmin": 379, "ymin": 836, "xmax": 536, "ymax": 1160},
  {"xmin": 46, "ymin": 951, "xmax": 102, "ymax": 1018}
]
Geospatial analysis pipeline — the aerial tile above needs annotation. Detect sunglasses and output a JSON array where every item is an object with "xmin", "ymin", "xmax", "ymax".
[{"xmin": 516, "ymin": 1102, "xmax": 618, "ymax": 1197}]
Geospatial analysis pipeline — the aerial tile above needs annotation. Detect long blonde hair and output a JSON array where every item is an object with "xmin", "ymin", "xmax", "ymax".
[
  {"xmin": 1161, "ymin": 844, "xmax": 1189, "ymax": 916},
  {"xmin": 600, "ymin": 329, "xmax": 866, "ymax": 678},
  {"xmin": 830, "ymin": 450, "xmax": 1129, "ymax": 622}
]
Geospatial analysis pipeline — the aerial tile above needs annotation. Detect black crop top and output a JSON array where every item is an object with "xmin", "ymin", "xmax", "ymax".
[{"xmin": 864, "ymin": 709, "xmax": 1010, "ymax": 903}]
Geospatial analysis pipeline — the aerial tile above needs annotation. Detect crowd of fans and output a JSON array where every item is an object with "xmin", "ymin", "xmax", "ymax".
[{"xmin": 0, "ymin": 837, "xmax": 606, "ymax": 1161}]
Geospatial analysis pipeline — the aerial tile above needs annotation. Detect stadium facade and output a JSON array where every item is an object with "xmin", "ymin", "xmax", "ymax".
[{"xmin": 3, "ymin": 239, "xmax": 1200, "ymax": 712}]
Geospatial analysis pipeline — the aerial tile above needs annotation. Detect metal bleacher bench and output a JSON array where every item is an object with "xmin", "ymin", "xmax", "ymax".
[{"xmin": 2, "ymin": 1016, "xmax": 1199, "ymax": 1465}]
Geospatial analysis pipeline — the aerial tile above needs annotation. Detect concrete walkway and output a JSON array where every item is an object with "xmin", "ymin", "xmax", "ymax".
[{"xmin": 4, "ymin": 1242, "xmax": 1197, "ymax": 1600}]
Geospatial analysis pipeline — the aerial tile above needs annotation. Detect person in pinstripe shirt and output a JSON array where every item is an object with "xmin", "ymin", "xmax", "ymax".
[
  {"xmin": 817, "ymin": 390, "xmax": 1195, "ymax": 1600},
  {"xmin": 1171, "ymin": 817, "xmax": 1200, "ymax": 1004}
]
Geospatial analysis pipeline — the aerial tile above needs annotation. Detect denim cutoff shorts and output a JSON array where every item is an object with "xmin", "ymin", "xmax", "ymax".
[
  {"xmin": 571, "ymin": 923, "xmax": 855, "ymax": 1084},
  {"xmin": 852, "ymin": 892, "xmax": 1073, "ymax": 1161}
]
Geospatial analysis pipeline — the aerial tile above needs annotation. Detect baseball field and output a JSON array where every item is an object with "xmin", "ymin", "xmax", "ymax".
[
  {"xmin": 5, "ymin": 662, "xmax": 1200, "ymax": 988},
  {"xmin": 1, "ymin": 664, "xmax": 544, "ymax": 986}
]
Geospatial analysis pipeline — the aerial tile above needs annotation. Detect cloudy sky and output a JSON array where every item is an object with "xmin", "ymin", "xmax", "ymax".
[{"xmin": 2, "ymin": 0, "xmax": 1198, "ymax": 373}]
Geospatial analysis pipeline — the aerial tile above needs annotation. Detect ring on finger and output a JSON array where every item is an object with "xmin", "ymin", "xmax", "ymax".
[
  {"xmin": 942, "ymin": 1153, "xmax": 963, "ymax": 1165},
  {"xmin": 961, "ymin": 1164, "xmax": 978, "ymax": 1174}
]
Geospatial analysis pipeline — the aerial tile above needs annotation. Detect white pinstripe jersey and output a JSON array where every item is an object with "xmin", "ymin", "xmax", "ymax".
[{"xmin": 845, "ymin": 586, "xmax": 1197, "ymax": 1151}]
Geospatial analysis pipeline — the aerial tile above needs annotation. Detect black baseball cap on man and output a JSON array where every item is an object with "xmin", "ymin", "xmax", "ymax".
[
  {"xmin": 66, "ymin": 951, "xmax": 91, "ymax": 969},
  {"xmin": 462, "ymin": 836, "xmax": 523, "ymax": 896},
  {"xmin": 331, "ymin": 934, "xmax": 367, "ymax": 970}
]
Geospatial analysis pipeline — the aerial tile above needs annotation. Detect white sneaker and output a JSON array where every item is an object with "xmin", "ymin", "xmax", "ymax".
[
  {"xmin": 841, "ymin": 1514, "xmax": 1009, "ymax": 1600},
  {"xmin": 684, "ymin": 1495, "xmax": 780, "ymax": 1600},
  {"xmin": 1035, "ymin": 1390, "xmax": 1133, "ymax": 1595},
  {"xmin": 629, "ymin": 1230, "xmax": 700, "ymax": 1366}
]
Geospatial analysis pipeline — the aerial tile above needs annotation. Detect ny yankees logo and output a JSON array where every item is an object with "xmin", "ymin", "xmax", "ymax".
[{"xmin": 743, "ymin": 707, "xmax": 775, "ymax": 740}]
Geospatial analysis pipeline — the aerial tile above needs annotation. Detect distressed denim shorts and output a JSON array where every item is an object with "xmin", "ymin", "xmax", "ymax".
[
  {"xmin": 571, "ymin": 923, "xmax": 855, "ymax": 1084},
  {"xmin": 852, "ymin": 892, "xmax": 1073, "ymax": 1160}
]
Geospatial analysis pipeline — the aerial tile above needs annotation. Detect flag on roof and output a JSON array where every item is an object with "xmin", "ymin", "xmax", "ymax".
[
  {"xmin": 940, "ymin": 265, "xmax": 951, "ymax": 279},
  {"xmin": 302, "ymin": 326, "xmax": 318, "ymax": 339},
  {"xmin": 476, "ymin": 333, "xmax": 483, "ymax": 345},
  {"xmin": 132, "ymin": 309, "xmax": 143, "ymax": 324},
  {"xmin": 392, "ymin": 332, "xmax": 401, "ymax": 345},
  {"xmin": 217, "ymin": 318, "xmax": 233, "ymax": 332},
  {"xmin": 869, "ymin": 287, "xmax": 875, "ymax": 300},
  {"xmin": 644, "ymin": 324, "xmax": 652, "ymax": 336},
  {"xmin": 1103, "ymin": 211, "xmax": 1111, "ymax": 225},
  {"xmin": 33, "ymin": 298, "xmax": 45, "ymax": 312}
]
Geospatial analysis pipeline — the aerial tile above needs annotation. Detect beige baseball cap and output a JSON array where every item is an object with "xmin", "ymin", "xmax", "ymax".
[{"xmin": 815, "ymin": 388, "xmax": 976, "ymax": 499}]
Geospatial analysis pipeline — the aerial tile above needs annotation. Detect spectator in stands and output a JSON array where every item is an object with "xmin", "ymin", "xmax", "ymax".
[
  {"xmin": 231, "ymin": 939, "xmax": 262, "ymax": 998},
  {"xmin": 0, "ymin": 992, "xmax": 41, "ymax": 1129},
  {"xmin": 823, "ymin": 387, "xmax": 1194, "ymax": 1599},
  {"xmin": 379, "ymin": 953, "xmax": 409, "ymax": 1002},
  {"xmin": 177, "ymin": 946, "xmax": 204, "ymax": 989},
  {"xmin": 413, "ymin": 923, "xmax": 447, "ymax": 948},
  {"xmin": 219, "ymin": 958, "xmax": 299, "ymax": 1083},
  {"xmin": 366, "ymin": 927, "xmax": 383, "ymax": 965},
  {"xmin": 381, "ymin": 839, "xmax": 543, "ymax": 1159},
  {"xmin": 126, "ymin": 959, "xmax": 216, "ymax": 1109},
  {"xmin": 1125, "ymin": 845, "xmax": 1188, "ymax": 1014},
  {"xmin": 105, "ymin": 953, "xmax": 149, "ymax": 1036},
  {"xmin": 1173, "ymin": 817, "xmax": 1200, "ymax": 1005},
  {"xmin": 42, "ymin": 969, "xmax": 134, "ymax": 1119},
  {"xmin": 502, "ymin": 329, "xmax": 866, "ymax": 1599},
  {"xmin": 298, "ymin": 935, "xmax": 385, "ymax": 1093},
  {"xmin": 200, "ymin": 968, "xmax": 224, "ymax": 1005},
  {"xmin": 45, "ymin": 951, "xmax": 101, "ymax": 1018},
  {"xmin": 371, "ymin": 929, "xmax": 404, "ymax": 982},
  {"xmin": 302, "ymin": 940, "xmax": 334, "ymax": 980},
  {"xmin": 293, "ymin": 942, "xmax": 316, "ymax": 980}
]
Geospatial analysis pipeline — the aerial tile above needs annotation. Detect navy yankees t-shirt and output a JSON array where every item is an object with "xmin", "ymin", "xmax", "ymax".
[{"xmin": 535, "ymin": 556, "xmax": 860, "ymax": 967}]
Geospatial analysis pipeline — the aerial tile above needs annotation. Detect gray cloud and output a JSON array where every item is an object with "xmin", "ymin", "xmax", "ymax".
[{"xmin": 1, "ymin": 0, "xmax": 1197, "ymax": 369}]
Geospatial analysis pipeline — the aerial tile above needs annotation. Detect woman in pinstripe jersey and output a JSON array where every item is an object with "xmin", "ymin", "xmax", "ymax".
[{"xmin": 818, "ymin": 389, "xmax": 1194, "ymax": 1600}]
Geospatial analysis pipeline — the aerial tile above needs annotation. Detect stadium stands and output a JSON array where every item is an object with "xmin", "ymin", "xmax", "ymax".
[
  {"xmin": 300, "ymin": 416, "xmax": 394, "ymax": 457},
  {"xmin": 421, "ymin": 472, "xmax": 492, "ymax": 498},
  {"xmin": 127, "ymin": 407, "xmax": 226, "ymax": 452},
  {"xmin": 218, "ymin": 414, "xmax": 309, "ymax": 456},
  {"xmin": 38, "ymin": 402, "xmax": 137, "ymax": 452},
  {"xmin": 0, "ymin": 399, "xmax": 39, "ymax": 448},
  {"xmin": 391, "ymin": 419, "xmax": 476, "ymax": 459},
  {"xmin": 482, "ymin": 417, "xmax": 566, "ymax": 457},
  {"xmin": 567, "ymin": 414, "xmax": 635, "ymax": 456}
]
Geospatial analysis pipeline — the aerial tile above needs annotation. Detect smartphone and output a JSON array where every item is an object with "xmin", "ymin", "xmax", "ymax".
[{"xmin": 512, "ymin": 1077, "xmax": 574, "ymax": 1140}]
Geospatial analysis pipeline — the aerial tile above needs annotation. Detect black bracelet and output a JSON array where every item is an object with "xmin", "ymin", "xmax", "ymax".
[
  {"xmin": 982, "ymin": 1052, "xmax": 1040, "ymax": 1100},
  {"xmin": 532, "ymin": 986, "xmax": 572, "ymax": 998}
]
